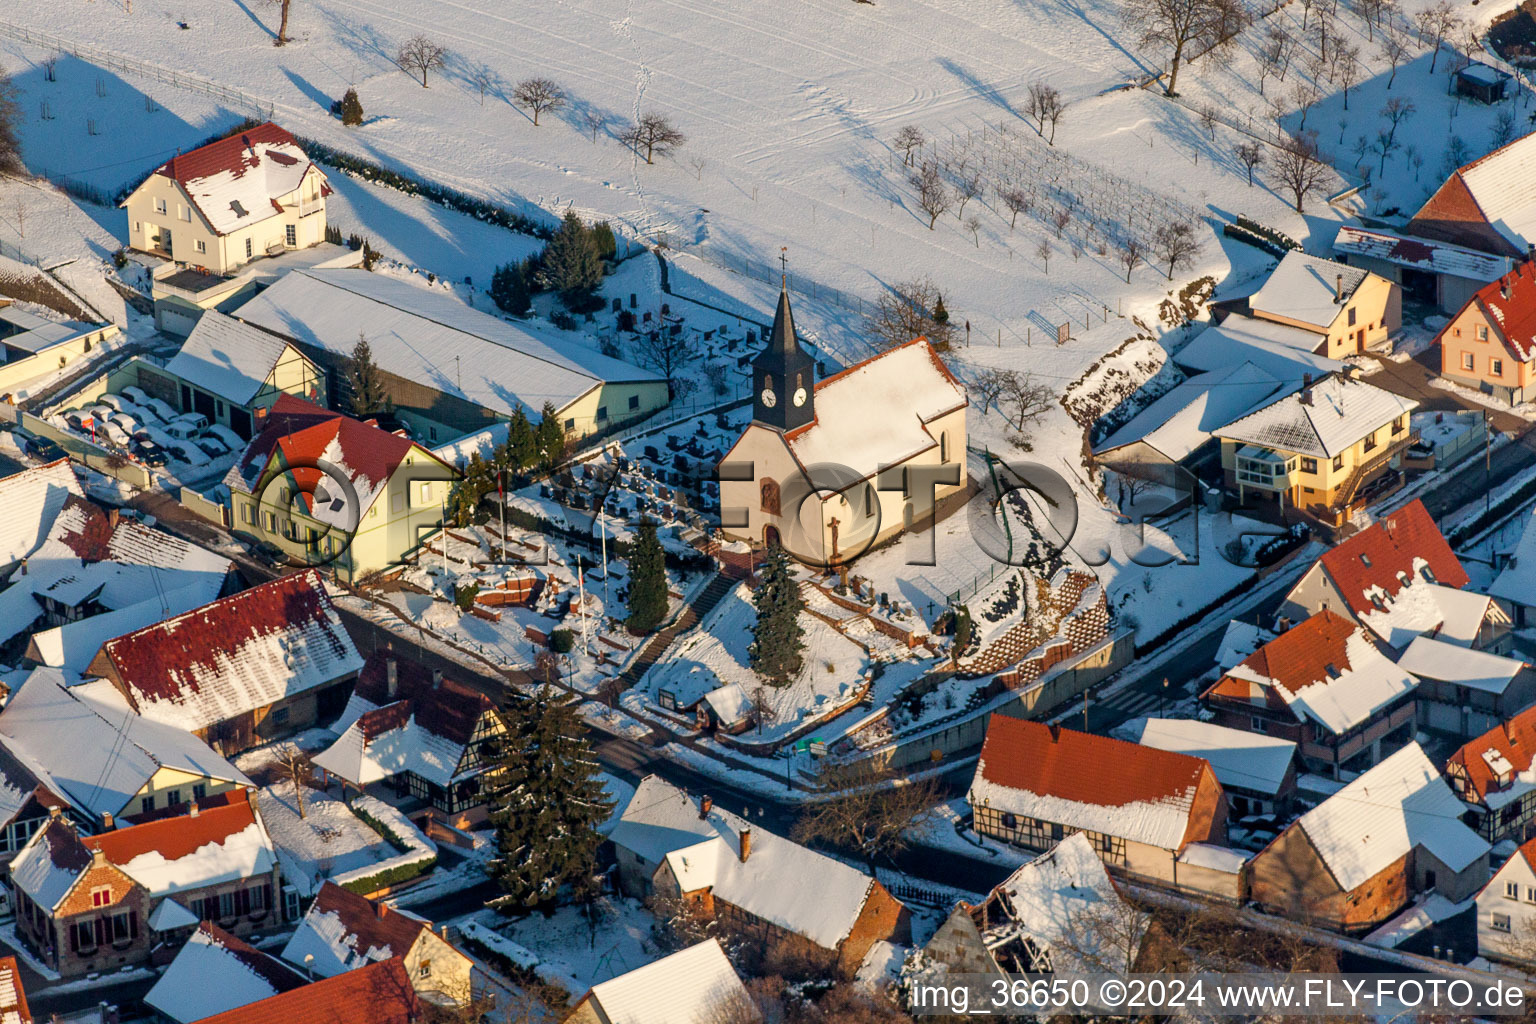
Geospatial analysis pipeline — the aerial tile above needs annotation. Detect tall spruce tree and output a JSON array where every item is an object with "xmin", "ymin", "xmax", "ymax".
[
  {"xmin": 540, "ymin": 211, "xmax": 604, "ymax": 312},
  {"xmin": 536, "ymin": 401, "xmax": 565, "ymax": 472},
  {"xmin": 749, "ymin": 543, "xmax": 804, "ymax": 686},
  {"xmin": 626, "ymin": 517, "xmax": 668, "ymax": 634},
  {"xmin": 487, "ymin": 687, "xmax": 613, "ymax": 913},
  {"xmin": 347, "ymin": 333, "xmax": 388, "ymax": 415},
  {"xmin": 500, "ymin": 408, "xmax": 538, "ymax": 475}
]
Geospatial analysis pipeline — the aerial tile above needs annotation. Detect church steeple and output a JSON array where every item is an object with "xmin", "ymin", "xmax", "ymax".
[{"xmin": 751, "ymin": 249, "xmax": 815, "ymax": 432}]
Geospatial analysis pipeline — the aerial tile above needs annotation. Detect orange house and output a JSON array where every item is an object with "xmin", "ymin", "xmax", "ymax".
[{"xmin": 1438, "ymin": 261, "xmax": 1536, "ymax": 404}]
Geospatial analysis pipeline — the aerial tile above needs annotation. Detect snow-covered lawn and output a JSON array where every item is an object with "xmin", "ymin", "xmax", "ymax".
[
  {"xmin": 258, "ymin": 780, "xmax": 400, "ymax": 897},
  {"xmin": 461, "ymin": 896, "xmax": 661, "ymax": 1000}
]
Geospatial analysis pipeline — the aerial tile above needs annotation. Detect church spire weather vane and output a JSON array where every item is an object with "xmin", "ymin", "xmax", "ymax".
[{"xmin": 780, "ymin": 246, "xmax": 788, "ymax": 288}]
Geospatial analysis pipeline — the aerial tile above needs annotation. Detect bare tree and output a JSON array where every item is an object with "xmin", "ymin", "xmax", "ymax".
[
  {"xmin": 1381, "ymin": 31, "xmax": 1408, "ymax": 89},
  {"xmin": 270, "ymin": 0, "xmax": 294, "ymax": 45},
  {"xmin": 1198, "ymin": 104, "xmax": 1219, "ymax": 140},
  {"xmin": 1119, "ymin": 235, "xmax": 1145, "ymax": 282},
  {"xmin": 512, "ymin": 77, "xmax": 566, "ymax": 126},
  {"xmin": 1122, "ymin": 0, "xmax": 1250, "ymax": 97},
  {"xmin": 396, "ymin": 35, "xmax": 447, "ymax": 87},
  {"xmin": 1036, "ymin": 240, "xmax": 1052, "ymax": 273},
  {"xmin": 791, "ymin": 759, "xmax": 940, "ymax": 870},
  {"xmin": 1256, "ymin": 27, "xmax": 1285, "ymax": 94},
  {"xmin": 1052, "ymin": 207, "xmax": 1072, "ymax": 238},
  {"xmin": 687, "ymin": 154, "xmax": 708, "ymax": 181},
  {"xmin": 1334, "ymin": 44, "xmax": 1361, "ymax": 109},
  {"xmin": 1274, "ymin": 132, "xmax": 1330, "ymax": 213},
  {"xmin": 1373, "ymin": 128, "xmax": 1399, "ymax": 176},
  {"xmin": 892, "ymin": 124, "xmax": 925, "ymax": 167},
  {"xmin": 867, "ymin": 276, "xmax": 958, "ymax": 349},
  {"xmin": 1234, "ymin": 140, "xmax": 1265, "ymax": 185},
  {"xmin": 1000, "ymin": 185, "xmax": 1032, "ymax": 229},
  {"xmin": 1381, "ymin": 97, "xmax": 1416, "ymax": 149},
  {"xmin": 1026, "ymin": 82, "xmax": 1066, "ymax": 143},
  {"xmin": 909, "ymin": 161, "xmax": 951, "ymax": 229},
  {"xmin": 954, "ymin": 168, "xmax": 984, "ymax": 219},
  {"xmin": 583, "ymin": 109, "xmax": 606, "ymax": 143},
  {"xmin": 630, "ymin": 328, "xmax": 696, "ymax": 389},
  {"xmin": 1493, "ymin": 109, "xmax": 1518, "ymax": 150},
  {"xmin": 620, "ymin": 113, "xmax": 685, "ymax": 163},
  {"xmin": 1291, "ymin": 79, "xmax": 1320, "ymax": 131},
  {"xmin": 965, "ymin": 214, "xmax": 982, "ymax": 247},
  {"xmin": 277, "ymin": 748, "xmax": 313, "ymax": 819},
  {"xmin": 1415, "ymin": 0, "xmax": 1458, "ymax": 73},
  {"xmin": 1151, "ymin": 219, "xmax": 1199, "ymax": 279},
  {"xmin": 973, "ymin": 368, "xmax": 1056, "ymax": 428},
  {"xmin": 471, "ymin": 66, "xmax": 494, "ymax": 105},
  {"xmin": 749, "ymin": 686, "xmax": 778, "ymax": 735}
]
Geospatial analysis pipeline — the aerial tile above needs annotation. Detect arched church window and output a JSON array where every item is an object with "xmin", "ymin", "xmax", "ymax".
[{"xmin": 761, "ymin": 478, "xmax": 781, "ymax": 516}]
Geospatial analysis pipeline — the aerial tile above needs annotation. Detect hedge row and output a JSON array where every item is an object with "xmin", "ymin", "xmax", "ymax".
[
  {"xmin": 337, "ymin": 852, "xmax": 439, "ymax": 896},
  {"xmin": 1448, "ymin": 471, "xmax": 1536, "ymax": 545},
  {"xmin": 1234, "ymin": 214, "xmax": 1301, "ymax": 252},
  {"xmin": 1222, "ymin": 222, "xmax": 1292, "ymax": 259}
]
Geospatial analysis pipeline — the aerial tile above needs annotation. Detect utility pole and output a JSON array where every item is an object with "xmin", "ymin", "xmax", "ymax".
[
  {"xmin": 498, "ymin": 469, "xmax": 506, "ymax": 561},
  {"xmin": 1485, "ymin": 409, "xmax": 1492, "ymax": 519},
  {"xmin": 578, "ymin": 553, "xmax": 590, "ymax": 655},
  {"xmin": 598, "ymin": 505, "xmax": 609, "ymax": 607}
]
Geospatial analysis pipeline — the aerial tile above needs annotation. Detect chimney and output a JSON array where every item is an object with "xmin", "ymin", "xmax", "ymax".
[
  {"xmin": 1300, "ymin": 385, "xmax": 1313, "ymax": 407},
  {"xmin": 440, "ymin": 924, "xmax": 450, "ymax": 939},
  {"xmin": 106, "ymin": 508, "xmax": 120, "ymax": 531},
  {"xmin": 1335, "ymin": 274, "xmax": 1344, "ymax": 304},
  {"xmin": 91, "ymin": 846, "xmax": 108, "ymax": 867},
  {"xmin": 699, "ymin": 795, "xmax": 713, "ymax": 820},
  {"xmin": 431, "ymin": 668, "xmax": 443, "ymax": 689},
  {"xmin": 1047, "ymin": 722, "xmax": 1061, "ymax": 742},
  {"xmin": 1502, "ymin": 276, "xmax": 1512, "ymax": 301},
  {"xmin": 100, "ymin": 811, "xmax": 113, "ymax": 831},
  {"xmin": 739, "ymin": 828, "xmax": 752, "ymax": 863},
  {"xmin": 47, "ymin": 805, "xmax": 62, "ymax": 821},
  {"xmin": 189, "ymin": 801, "xmax": 200, "ymax": 818},
  {"xmin": 386, "ymin": 657, "xmax": 399, "ymax": 699},
  {"xmin": 376, "ymin": 901, "xmax": 388, "ymax": 919}
]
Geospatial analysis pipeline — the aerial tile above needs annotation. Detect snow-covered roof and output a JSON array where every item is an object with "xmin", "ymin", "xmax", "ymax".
[
  {"xmin": 1332, "ymin": 226, "xmax": 1513, "ymax": 282},
  {"xmin": 84, "ymin": 790, "xmax": 276, "ymax": 898},
  {"xmin": 1250, "ymin": 251, "xmax": 1372, "ymax": 330},
  {"xmin": 582, "ymin": 939, "xmax": 749, "ymax": 1024},
  {"xmin": 1212, "ymin": 611, "xmax": 1417, "ymax": 736},
  {"xmin": 26, "ymin": 583, "xmax": 215, "ymax": 676},
  {"xmin": 9, "ymin": 819, "xmax": 92, "ymax": 913},
  {"xmin": 971, "ymin": 716, "xmax": 1215, "ymax": 851},
  {"xmin": 0, "ymin": 460, "xmax": 82, "ymax": 569},
  {"xmin": 1470, "ymin": 260, "xmax": 1536, "ymax": 361},
  {"xmin": 1094, "ymin": 362, "xmax": 1284, "ymax": 463},
  {"xmin": 1453, "ymin": 131, "xmax": 1536, "ymax": 253},
  {"xmin": 703, "ymin": 682, "xmax": 753, "ymax": 726},
  {"xmin": 1315, "ymin": 499, "xmax": 1468, "ymax": 619},
  {"xmin": 191, "ymin": 957, "xmax": 421, "ymax": 1024},
  {"xmin": 163, "ymin": 311, "xmax": 303, "ymax": 406},
  {"xmin": 279, "ymin": 882, "xmax": 443, "ymax": 980},
  {"xmin": 0, "ymin": 668, "xmax": 250, "ymax": 820},
  {"xmin": 148, "ymin": 897, "xmax": 199, "ymax": 932},
  {"xmin": 1178, "ymin": 843, "xmax": 1249, "ymax": 873},
  {"xmin": 1215, "ymin": 373, "xmax": 1416, "ymax": 459},
  {"xmin": 977, "ymin": 833, "xmax": 1145, "ymax": 976},
  {"xmin": 145, "ymin": 923, "xmax": 305, "ymax": 1024},
  {"xmin": 1133, "ymin": 718, "xmax": 1295, "ymax": 797},
  {"xmin": 1447, "ymin": 705, "xmax": 1536, "ymax": 806},
  {"xmin": 782, "ymin": 337, "xmax": 966, "ymax": 474},
  {"xmin": 139, "ymin": 123, "xmax": 325, "ymax": 237},
  {"xmin": 0, "ymin": 957, "xmax": 30, "ymax": 1024},
  {"xmin": 1491, "ymin": 507, "xmax": 1536, "ymax": 609},
  {"xmin": 1175, "ymin": 315, "xmax": 1341, "ymax": 381},
  {"xmin": 1397, "ymin": 636, "xmax": 1525, "ymax": 695},
  {"xmin": 1356, "ymin": 580, "xmax": 1488, "ymax": 650},
  {"xmin": 96, "ymin": 570, "xmax": 363, "ymax": 734},
  {"xmin": 610, "ymin": 775, "xmax": 884, "ymax": 950},
  {"xmin": 234, "ymin": 269, "xmax": 664, "ymax": 419},
  {"xmin": 313, "ymin": 686, "xmax": 492, "ymax": 789},
  {"xmin": 1292, "ymin": 743, "xmax": 1488, "ymax": 892},
  {"xmin": 1215, "ymin": 619, "xmax": 1275, "ymax": 671}
]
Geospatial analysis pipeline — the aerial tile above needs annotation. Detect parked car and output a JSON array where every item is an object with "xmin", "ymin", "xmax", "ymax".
[
  {"xmin": 25, "ymin": 436, "xmax": 67, "ymax": 462},
  {"xmin": 120, "ymin": 386, "xmax": 150, "ymax": 407},
  {"xmin": 96, "ymin": 393, "xmax": 129, "ymax": 413},
  {"xmin": 164, "ymin": 420, "xmax": 202, "ymax": 441},
  {"xmin": 137, "ymin": 447, "xmax": 168, "ymax": 468},
  {"xmin": 111, "ymin": 414, "xmax": 143, "ymax": 436},
  {"xmin": 164, "ymin": 440, "xmax": 210, "ymax": 466},
  {"xmin": 171, "ymin": 411, "xmax": 209, "ymax": 432},
  {"xmin": 102, "ymin": 422, "xmax": 132, "ymax": 447},
  {"xmin": 205, "ymin": 424, "xmax": 243, "ymax": 451},
  {"xmin": 195, "ymin": 437, "xmax": 229, "ymax": 458},
  {"xmin": 63, "ymin": 410, "xmax": 94, "ymax": 433},
  {"xmin": 141, "ymin": 397, "xmax": 178, "ymax": 422},
  {"xmin": 84, "ymin": 404, "xmax": 116, "ymax": 423}
]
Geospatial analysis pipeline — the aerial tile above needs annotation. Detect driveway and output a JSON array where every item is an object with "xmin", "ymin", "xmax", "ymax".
[{"xmin": 1362, "ymin": 349, "xmax": 1530, "ymax": 436}]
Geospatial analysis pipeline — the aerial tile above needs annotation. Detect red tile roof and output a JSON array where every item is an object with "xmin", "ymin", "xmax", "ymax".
[
  {"xmin": 1316, "ymin": 499, "xmax": 1468, "ymax": 617},
  {"xmin": 84, "ymin": 790, "xmax": 258, "ymax": 864},
  {"xmin": 1206, "ymin": 609, "xmax": 1360, "ymax": 704},
  {"xmin": 190, "ymin": 957, "xmax": 420, "ymax": 1024},
  {"xmin": 1446, "ymin": 704, "xmax": 1536, "ymax": 802},
  {"xmin": 354, "ymin": 652, "xmax": 495, "ymax": 746},
  {"xmin": 98, "ymin": 569, "xmax": 356, "ymax": 719},
  {"xmin": 51, "ymin": 494, "xmax": 115, "ymax": 561},
  {"xmin": 0, "ymin": 956, "xmax": 33, "ymax": 1024},
  {"xmin": 155, "ymin": 123, "xmax": 299, "ymax": 186},
  {"xmin": 974, "ymin": 715, "xmax": 1213, "ymax": 842},
  {"xmin": 1469, "ymin": 260, "xmax": 1536, "ymax": 360},
  {"xmin": 301, "ymin": 882, "xmax": 434, "ymax": 964}
]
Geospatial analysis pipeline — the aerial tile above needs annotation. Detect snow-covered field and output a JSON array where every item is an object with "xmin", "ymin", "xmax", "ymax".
[{"xmin": 258, "ymin": 780, "xmax": 400, "ymax": 896}]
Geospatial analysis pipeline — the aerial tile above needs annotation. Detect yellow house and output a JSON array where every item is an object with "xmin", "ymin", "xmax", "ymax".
[
  {"xmin": 1215, "ymin": 372, "xmax": 1418, "ymax": 520},
  {"xmin": 1250, "ymin": 252, "xmax": 1401, "ymax": 359},
  {"xmin": 719, "ymin": 289, "xmax": 968, "ymax": 565},
  {"xmin": 0, "ymin": 667, "xmax": 250, "ymax": 830},
  {"xmin": 226, "ymin": 396, "xmax": 460, "ymax": 582},
  {"xmin": 160, "ymin": 310, "xmax": 325, "ymax": 438},
  {"xmin": 120, "ymin": 122, "xmax": 329, "ymax": 276}
]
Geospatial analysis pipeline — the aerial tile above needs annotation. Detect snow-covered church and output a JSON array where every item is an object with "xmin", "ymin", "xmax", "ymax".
[{"xmin": 718, "ymin": 283, "xmax": 968, "ymax": 566}]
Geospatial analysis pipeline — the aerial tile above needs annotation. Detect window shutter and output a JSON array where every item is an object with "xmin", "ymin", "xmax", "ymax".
[
  {"xmin": 129, "ymin": 910, "xmax": 138, "ymax": 939},
  {"xmin": 68, "ymin": 921, "xmax": 79, "ymax": 953},
  {"xmin": 94, "ymin": 916, "xmax": 107, "ymax": 948}
]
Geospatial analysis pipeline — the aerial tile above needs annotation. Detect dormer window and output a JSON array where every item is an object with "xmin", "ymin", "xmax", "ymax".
[
  {"xmin": 230, "ymin": 199, "xmax": 249, "ymax": 218},
  {"xmin": 1324, "ymin": 664, "xmax": 1340, "ymax": 679},
  {"xmin": 1360, "ymin": 554, "xmax": 1372, "ymax": 568},
  {"xmin": 1371, "ymin": 594, "xmax": 1386, "ymax": 610},
  {"xmin": 1421, "ymin": 566, "xmax": 1437, "ymax": 584}
]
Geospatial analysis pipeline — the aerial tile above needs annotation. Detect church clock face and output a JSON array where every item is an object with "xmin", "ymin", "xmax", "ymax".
[
  {"xmin": 793, "ymin": 387, "xmax": 807, "ymax": 407},
  {"xmin": 760, "ymin": 388, "xmax": 777, "ymax": 408}
]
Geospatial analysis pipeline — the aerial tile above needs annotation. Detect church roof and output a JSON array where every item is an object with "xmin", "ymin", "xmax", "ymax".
[{"xmin": 784, "ymin": 337, "xmax": 966, "ymax": 473}]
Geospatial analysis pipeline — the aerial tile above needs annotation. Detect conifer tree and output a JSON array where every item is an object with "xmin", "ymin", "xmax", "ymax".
[
  {"xmin": 487, "ymin": 687, "xmax": 613, "ymax": 913},
  {"xmin": 338, "ymin": 87, "xmax": 364, "ymax": 127},
  {"xmin": 625, "ymin": 517, "xmax": 668, "ymax": 634},
  {"xmin": 490, "ymin": 261, "xmax": 531, "ymax": 316},
  {"xmin": 535, "ymin": 401, "xmax": 565, "ymax": 472},
  {"xmin": 499, "ymin": 407, "xmax": 538, "ymax": 476},
  {"xmin": 749, "ymin": 543, "xmax": 804, "ymax": 686},
  {"xmin": 590, "ymin": 221, "xmax": 618, "ymax": 264},
  {"xmin": 540, "ymin": 211, "xmax": 604, "ymax": 312},
  {"xmin": 448, "ymin": 453, "xmax": 492, "ymax": 526},
  {"xmin": 347, "ymin": 333, "xmax": 388, "ymax": 415},
  {"xmin": 933, "ymin": 293, "xmax": 950, "ymax": 326}
]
